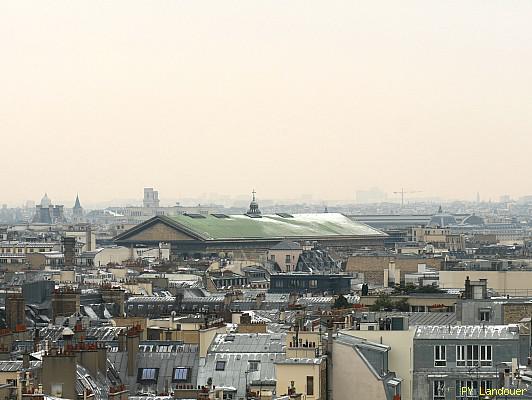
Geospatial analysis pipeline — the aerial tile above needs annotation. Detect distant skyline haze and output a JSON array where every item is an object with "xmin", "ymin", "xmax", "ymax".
[{"xmin": 1, "ymin": 0, "xmax": 532, "ymax": 205}]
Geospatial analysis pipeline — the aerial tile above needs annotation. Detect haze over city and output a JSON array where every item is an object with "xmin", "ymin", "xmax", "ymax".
[
  {"xmin": 3, "ymin": 1, "xmax": 532, "ymax": 399},
  {"xmin": 2, "ymin": 0, "xmax": 532, "ymax": 205}
]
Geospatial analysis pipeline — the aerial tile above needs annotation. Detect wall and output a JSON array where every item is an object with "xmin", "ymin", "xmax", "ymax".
[
  {"xmin": 341, "ymin": 328, "xmax": 415, "ymax": 400},
  {"xmin": 331, "ymin": 341, "xmax": 388, "ymax": 400},
  {"xmin": 412, "ymin": 336, "xmax": 522, "ymax": 400},
  {"xmin": 346, "ymin": 255, "xmax": 442, "ymax": 285},
  {"xmin": 199, "ymin": 326, "xmax": 227, "ymax": 358},
  {"xmin": 275, "ymin": 361, "xmax": 325, "ymax": 400},
  {"xmin": 41, "ymin": 354, "xmax": 77, "ymax": 399},
  {"xmin": 94, "ymin": 247, "xmax": 131, "ymax": 267},
  {"xmin": 439, "ymin": 270, "xmax": 532, "ymax": 294},
  {"xmin": 112, "ymin": 317, "xmax": 147, "ymax": 340},
  {"xmin": 268, "ymin": 248, "xmax": 302, "ymax": 272}
]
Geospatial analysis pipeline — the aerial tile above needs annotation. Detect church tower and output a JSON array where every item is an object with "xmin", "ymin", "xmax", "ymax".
[{"xmin": 72, "ymin": 194, "xmax": 84, "ymax": 222}]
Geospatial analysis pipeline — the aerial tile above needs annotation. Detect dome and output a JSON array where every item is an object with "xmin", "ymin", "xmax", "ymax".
[
  {"xmin": 40, "ymin": 193, "xmax": 51, "ymax": 207},
  {"xmin": 246, "ymin": 190, "xmax": 261, "ymax": 216}
]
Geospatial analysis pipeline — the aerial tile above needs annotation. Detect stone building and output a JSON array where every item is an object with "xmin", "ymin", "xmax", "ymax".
[
  {"xmin": 114, "ymin": 196, "xmax": 386, "ymax": 262},
  {"xmin": 412, "ymin": 325, "xmax": 529, "ymax": 400},
  {"xmin": 346, "ymin": 254, "xmax": 442, "ymax": 285}
]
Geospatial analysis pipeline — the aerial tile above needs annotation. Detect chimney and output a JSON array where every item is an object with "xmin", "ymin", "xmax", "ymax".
[
  {"xmin": 33, "ymin": 329, "xmax": 41, "ymax": 352},
  {"xmin": 74, "ymin": 321, "xmax": 85, "ymax": 342},
  {"xmin": 5, "ymin": 292, "xmax": 26, "ymax": 331},
  {"xmin": 255, "ymin": 293, "xmax": 265, "ymax": 309},
  {"xmin": 126, "ymin": 327, "xmax": 140, "ymax": 377},
  {"xmin": 118, "ymin": 331, "xmax": 127, "ymax": 352},
  {"xmin": 97, "ymin": 343, "xmax": 108, "ymax": 375},
  {"xmin": 464, "ymin": 276, "xmax": 471, "ymax": 299},
  {"xmin": 61, "ymin": 237, "xmax": 76, "ymax": 267},
  {"xmin": 85, "ymin": 225, "xmax": 92, "ymax": 252},
  {"xmin": 23, "ymin": 352, "xmax": 30, "ymax": 369},
  {"xmin": 288, "ymin": 292, "xmax": 298, "ymax": 307}
]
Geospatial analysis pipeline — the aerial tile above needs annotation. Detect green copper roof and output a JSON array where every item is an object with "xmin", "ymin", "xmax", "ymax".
[{"xmin": 165, "ymin": 213, "xmax": 386, "ymax": 241}]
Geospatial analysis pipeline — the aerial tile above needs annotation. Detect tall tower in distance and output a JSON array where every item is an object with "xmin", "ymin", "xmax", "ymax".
[
  {"xmin": 143, "ymin": 187, "xmax": 160, "ymax": 208},
  {"xmin": 72, "ymin": 194, "xmax": 84, "ymax": 222}
]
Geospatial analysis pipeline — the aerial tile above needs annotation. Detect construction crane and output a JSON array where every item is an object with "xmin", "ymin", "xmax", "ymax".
[{"xmin": 393, "ymin": 188, "xmax": 422, "ymax": 207}]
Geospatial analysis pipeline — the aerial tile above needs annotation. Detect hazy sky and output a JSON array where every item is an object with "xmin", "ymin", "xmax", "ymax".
[{"xmin": 1, "ymin": 0, "xmax": 532, "ymax": 206}]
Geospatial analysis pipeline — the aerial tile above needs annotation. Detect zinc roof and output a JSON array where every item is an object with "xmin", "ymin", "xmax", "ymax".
[
  {"xmin": 164, "ymin": 213, "xmax": 385, "ymax": 241},
  {"xmin": 415, "ymin": 325, "xmax": 519, "ymax": 340}
]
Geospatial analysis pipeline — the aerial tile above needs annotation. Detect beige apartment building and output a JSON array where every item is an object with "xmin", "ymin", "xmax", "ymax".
[
  {"xmin": 439, "ymin": 270, "xmax": 532, "ymax": 294},
  {"xmin": 276, "ymin": 329, "xmax": 326, "ymax": 400},
  {"xmin": 338, "ymin": 328, "xmax": 415, "ymax": 400},
  {"xmin": 411, "ymin": 227, "xmax": 465, "ymax": 252},
  {"xmin": 346, "ymin": 254, "xmax": 442, "ymax": 285},
  {"xmin": 267, "ymin": 241, "xmax": 303, "ymax": 272}
]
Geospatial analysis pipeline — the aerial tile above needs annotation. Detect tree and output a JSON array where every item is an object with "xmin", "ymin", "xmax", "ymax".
[
  {"xmin": 333, "ymin": 294, "xmax": 350, "ymax": 309},
  {"xmin": 394, "ymin": 298, "xmax": 410, "ymax": 312},
  {"xmin": 392, "ymin": 283, "xmax": 443, "ymax": 295},
  {"xmin": 369, "ymin": 294, "xmax": 410, "ymax": 312},
  {"xmin": 369, "ymin": 294, "xmax": 394, "ymax": 311}
]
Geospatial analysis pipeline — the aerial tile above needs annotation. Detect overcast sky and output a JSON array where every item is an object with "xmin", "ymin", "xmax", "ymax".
[{"xmin": 1, "ymin": 0, "xmax": 531, "ymax": 206}]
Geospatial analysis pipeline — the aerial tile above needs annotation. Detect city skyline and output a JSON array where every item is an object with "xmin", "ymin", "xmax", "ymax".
[{"xmin": 2, "ymin": 187, "xmax": 528, "ymax": 209}]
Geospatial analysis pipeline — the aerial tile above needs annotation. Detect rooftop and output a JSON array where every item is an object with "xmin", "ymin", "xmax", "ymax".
[
  {"xmin": 415, "ymin": 325, "xmax": 520, "ymax": 340},
  {"xmin": 158, "ymin": 213, "xmax": 385, "ymax": 241}
]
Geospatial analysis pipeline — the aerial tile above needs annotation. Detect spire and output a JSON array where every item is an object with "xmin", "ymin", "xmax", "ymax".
[
  {"xmin": 437, "ymin": 205, "xmax": 443, "ymax": 214},
  {"xmin": 247, "ymin": 189, "xmax": 261, "ymax": 216},
  {"xmin": 74, "ymin": 194, "xmax": 82, "ymax": 209}
]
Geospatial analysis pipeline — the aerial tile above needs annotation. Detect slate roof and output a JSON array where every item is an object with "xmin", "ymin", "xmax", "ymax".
[
  {"xmin": 198, "ymin": 333, "xmax": 286, "ymax": 398},
  {"xmin": 270, "ymin": 241, "xmax": 302, "ymax": 250},
  {"xmin": 107, "ymin": 343, "xmax": 199, "ymax": 395},
  {"xmin": 0, "ymin": 360, "xmax": 41, "ymax": 372},
  {"xmin": 354, "ymin": 311, "xmax": 457, "ymax": 326}
]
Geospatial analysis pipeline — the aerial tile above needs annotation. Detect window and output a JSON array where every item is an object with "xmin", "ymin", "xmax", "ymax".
[
  {"xmin": 467, "ymin": 345, "xmax": 479, "ymax": 367},
  {"xmin": 216, "ymin": 361, "xmax": 226, "ymax": 371},
  {"xmin": 456, "ymin": 380, "xmax": 478, "ymax": 399},
  {"xmin": 456, "ymin": 345, "xmax": 465, "ymax": 367},
  {"xmin": 248, "ymin": 360, "xmax": 260, "ymax": 372},
  {"xmin": 457, "ymin": 345, "xmax": 485, "ymax": 367},
  {"xmin": 172, "ymin": 368, "xmax": 189, "ymax": 382},
  {"xmin": 51, "ymin": 383, "xmax": 63, "ymax": 397},
  {"xmin": 306, "ymin": 376, "xmax": 314, "ymax": 396},
  {"xmin": 270, "ymin": 255, "xmax": 275, "ymax": 261},
  {"xmin": 137, "ymin": 368, "xmax": 159, "ymax": 383},
  {"xmin": 479, "ymin": 309, "xmax": 490, "ymax": 322},
  {"xmin": 309, "ymin": 280, "xmax": 318, "ymax": 289},
  {"xmin": 480, "ymin": 380, "xmax": 492, "ymax": 393},
  {"xmin": 285, "ymin": 255, "xmax": 291, "ymax": 263},
  {"xmin": 433, "ymin": 380, "xmax": 445, "ymax": 400},
  {"xmin": 434, "ymin": 345, "xmax": 446, "ymax": 367},
  {"xmin": 480, "ymin": 345, "xmax": 492, "ymax": 366}
]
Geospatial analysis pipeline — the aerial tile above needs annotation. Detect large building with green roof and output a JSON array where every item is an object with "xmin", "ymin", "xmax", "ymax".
[{"xmin": 114, "ymin": 212, "xmax": 387, "ymax": 261}]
